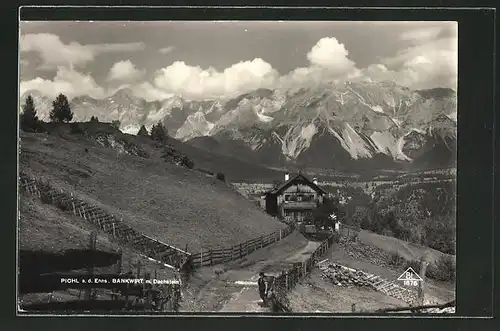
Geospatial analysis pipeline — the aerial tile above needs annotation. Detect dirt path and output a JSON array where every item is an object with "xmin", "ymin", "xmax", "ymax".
[{"xmin": 180, "ymin": 231, "xmax": 320, "ymax": 312}]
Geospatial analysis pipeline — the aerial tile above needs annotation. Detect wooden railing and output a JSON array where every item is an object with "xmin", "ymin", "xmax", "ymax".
[
  {"xmin": 190, "ymin": 224, "xmax": 294, "ymax": 268},
  {"xmin": 282, "ymin": 201, "xmax": 317, "ymax": 209}
]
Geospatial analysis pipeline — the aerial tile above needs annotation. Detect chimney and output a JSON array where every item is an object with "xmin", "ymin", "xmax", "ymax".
[
  {"xmin": 313, "ymin": 177, "xmax": 318, "ymax": 185},
  {"xmin": 284, "ymin": 172, "xmax": 290, "ymax": 181}
]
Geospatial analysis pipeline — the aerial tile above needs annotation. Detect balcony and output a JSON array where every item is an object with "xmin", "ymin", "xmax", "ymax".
[{"xmin": 282, "ymin": 201, "xmax": 318, "ymax": 209}]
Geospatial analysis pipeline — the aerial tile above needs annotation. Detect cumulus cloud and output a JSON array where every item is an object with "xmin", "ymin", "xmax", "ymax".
[
  {"xmin": 150, "ymin": 37, "xmax": 361, "ymax": 99},
  {"xmin": 20, "ymin": 67, "xmax": 106, "ymax": 100},
  {"xmin": 20, "ymin": 33, "xmax": 145, "ymax": 69},
  {"xmin": 19, "ymin": 29, "xmax": 457, "ymax": 102},
  {"xmin": 145, "ymin": 34, "xmax": 455, "ymax": 99},
  {"xmin": 279, "ymin": 37, "xmax": 360, "ymax": 88},
  {"xmin": 130, "ymin": 82, "xmax": 175, "ymax": 101},
  {"xmin": 371, "ymin": 35, "xmax": 458, "ymax": 90},
  {"xmin": 307, "ymin": 37, "xmax": 357, "ymax": 74},
  {"xmin": 152, "ymin": 58, "xmax": 280, "ymax": 99},
  {"xmin": 107, "ymin": 60, "xmax": 145, "ymax": 82},
  {"xmin": 158, "ymin": 46, "xmax": 175, "ymax": 54}
]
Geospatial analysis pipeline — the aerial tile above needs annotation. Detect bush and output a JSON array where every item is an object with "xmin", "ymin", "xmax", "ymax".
[
  {"xmin": 388, "ymin": 252, "xmax": 407, "ymax": 268},
  {"xmin": 182, "ymin": 156, "xmax": 194, "ymax": 169},
  {"xmin": 49, "ymin": 93, "xmax": 73, "ymax": 123},
  {"xmin": 426, "ymin": 255, "xmax": 455, "ymax": 282},
  {"xmin": 216, "ymin": 172, "xmax": 226, "ymax": 182},
  {"xmin": 404, "ymin": 259, "xmax": 422, "ymax": 275},
  {"xmin": 422, "ymin": 215, "xmax": 456, "ymax": 255},
  {"xmin": 111, "ymin": 120, "xmax": 121, "ymax": 130},
  {"xmin": 90, "ymin": 116, "xmax": 99, "ymax": 123},
  {"xmin": 313, "ymin": 197, "xmax": 346, "ymax": 229}
]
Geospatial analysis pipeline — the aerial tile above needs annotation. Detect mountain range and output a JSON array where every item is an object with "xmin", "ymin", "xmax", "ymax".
[{"xmin": 20, "ymin": 81, "xmax": 457, "ymax": 171}]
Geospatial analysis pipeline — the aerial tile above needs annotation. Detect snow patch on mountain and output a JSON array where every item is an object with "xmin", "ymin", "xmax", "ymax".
[
  {"xmin": 280, "ymin": 123, "xmax": 318, "ymax": 159},
  {"xmin": 391, "ymin": 117, "xmax": 402, "ymax": 127},
  {"xmin": 328, "ymin": 123, "xmax": 372, "ymax": 160},
  {"xmin": 370, "ymin": 131, "xmax": 411, "ymax": 161},
  {"xmin": 407, "ymin": 127, "xmax": 427, "ymax": 135},
  {"xmin": 121, "ymin": 124, "xmax": 140, "ymax": 135},
  {"xmin": 175, "ymin": 111, "xmax": 214, "ymax": 140},
  {"xmin": 396, "ymin": 135, "xmax": 412, "ymax": 161},
  {"xmin": 243, "ymin": 136, "xmax": 267, "ymax": 151},
  {"xmin": 372, "ymin": 105, "xmax": 385, "ymax": 113},
  {"xmin": 343, "ymin": 123, "xmax": 373, "ymax": 159}
]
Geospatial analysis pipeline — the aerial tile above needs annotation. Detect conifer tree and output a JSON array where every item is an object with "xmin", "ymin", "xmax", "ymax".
[
  {"xmin": 137, "ymin": 125, "xmax": 149, "ymax": 136},
  {"xmin": 20, "ymin": 95, "xmax": 39, "ymax": 131},
  {"xmin": 150, "ymin": 121, "xmax": 168, "ymax": 143},
  {"xmin": 49, "ymin": 93, "xmax": 73, "ymax": 123}
]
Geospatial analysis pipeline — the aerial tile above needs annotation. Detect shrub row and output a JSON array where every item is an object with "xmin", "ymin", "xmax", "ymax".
[{"xmin": 388, "ymin": 251, "xmax": 455, "ymax": 282}]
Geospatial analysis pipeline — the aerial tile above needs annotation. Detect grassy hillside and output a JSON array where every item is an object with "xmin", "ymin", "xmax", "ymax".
[
  {"xmin": 19, "ymin": 123, "xmax": 287, "ymax": 252},
  {"xmin": 19, "ymin": 196, "xmax": 118, "ymax": 254},
  {"xmin": 19, "ymin": 195, "xmax": 177, "ymax": 278}
]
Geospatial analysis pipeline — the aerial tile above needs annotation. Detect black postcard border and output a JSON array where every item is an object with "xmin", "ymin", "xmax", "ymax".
[{"xmin": 2, "ymin": 3, "xmax": 497, "ymax": 331}]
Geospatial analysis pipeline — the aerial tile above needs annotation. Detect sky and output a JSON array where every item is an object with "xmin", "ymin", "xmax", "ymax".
[{"xmin": 19, "ymin": 21, "xmax": 458, "ymax": 101}]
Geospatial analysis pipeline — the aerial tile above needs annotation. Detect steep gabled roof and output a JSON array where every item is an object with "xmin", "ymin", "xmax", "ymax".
[{"xmin": 266, "ymin": 173, "xmax": 328, "ymax": 195}]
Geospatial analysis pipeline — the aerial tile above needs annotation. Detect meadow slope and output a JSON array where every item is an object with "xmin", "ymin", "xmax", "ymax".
[
  {"xmin": 18, "ymin": 195, "xmax": 177, "ymax": 278},
  {"xmin": 19, "ymin": 127, "xmax": 286, "ymax": 252}
]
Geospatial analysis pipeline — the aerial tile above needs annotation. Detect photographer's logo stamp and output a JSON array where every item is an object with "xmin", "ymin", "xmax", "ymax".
[{"xmin": 397, "ymin": 267, "xmax": 423, "ymax": 286}]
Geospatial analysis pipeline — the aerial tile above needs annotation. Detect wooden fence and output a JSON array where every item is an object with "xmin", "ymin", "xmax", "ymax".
[
  {"xmin": 190, "ymin": 224, "xmax": 294, "ymax": 268},
  {"xmin": 339, "ymin": 223, "xmax": 361, "ymax": 239},
  {"xmin": 19, "ymin": 172, "xmax": 191, "ymax": 272},
  {"xmin": 270, "ymin": 232, "xmax": 338, "ymax": 311}
]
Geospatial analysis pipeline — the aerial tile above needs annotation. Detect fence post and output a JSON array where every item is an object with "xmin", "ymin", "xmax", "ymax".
[
  {"xmin": 418, "ymin": 259, "xmax": 428, "ymax": 306},
  {"xmin": 112, "ymin": 223, "xmax": 116, "ymax": 238},
  {"xmin": 209, "ymin": 250, "xmax": 213, "ymax": 266},
  {"xmin": 239, "ymin": 243, "xmax": 243, "ymax": 259},
  {"xmin": 71, "ymin": 194, "xmax": 76, "ymax": 215},
  {"xmin": 116, "ymin": 248, "xmax": 123, "ymax": 274},
  {"xmin": 200, "ymin": 248, "xmax": 203, "ymax": 266},
  {"xmin": 261, "ymin": 236, "xmax": 264, "ymax": 248},
  {"xmin": 279, "ymin": 229, "xmax": 282, "ymax": 241},
  {"xmin": 285, "ymin": 271, "xmax": 289, "ymax": 289}
]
